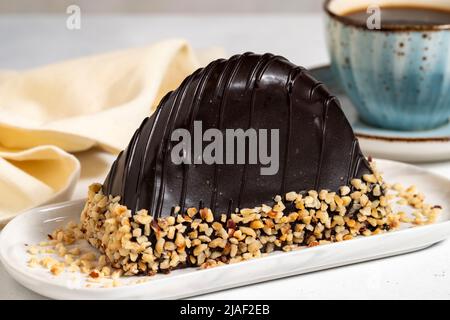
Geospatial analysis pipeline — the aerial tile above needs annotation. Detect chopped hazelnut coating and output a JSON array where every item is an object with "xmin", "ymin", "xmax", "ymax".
[
  {"xmin": 26, "ymin": 161, "xmax": 442, "ymax": 282},
  {"xmin": 79, "ymin": 162, "xmax": 400, "ymax": 276}
]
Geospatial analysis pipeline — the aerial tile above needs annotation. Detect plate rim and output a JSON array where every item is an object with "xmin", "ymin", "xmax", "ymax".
[
  {"xmin": 356, "ymin": 132, "xmax": 450, "ymax": 143},
  {"xmin": 2, "ymin": 203, "xmax": 450, "ymax": 295},
  {"xmin": 2, "ymin": 158, "xmax": 450, "ymax": 298}
]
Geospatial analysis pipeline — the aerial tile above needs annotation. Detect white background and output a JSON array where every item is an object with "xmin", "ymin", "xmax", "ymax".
[{"xmin": 1, "ymin": 0, "xmax": 323, "ymax": 14}]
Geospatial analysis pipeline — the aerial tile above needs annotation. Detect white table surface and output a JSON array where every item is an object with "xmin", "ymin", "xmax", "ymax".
[{"xmin": 1, "ymin": 13, "xmax": 450, "ymax": 300}]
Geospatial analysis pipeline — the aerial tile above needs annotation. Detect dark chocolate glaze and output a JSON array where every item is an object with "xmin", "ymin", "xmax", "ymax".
[{"xmin": 103, "ymin": 53, "xmax": 371, "ymax": 218}]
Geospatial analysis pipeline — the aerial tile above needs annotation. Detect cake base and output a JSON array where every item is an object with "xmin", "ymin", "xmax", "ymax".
[{"xmin": 80, "ymin": 162, "xmax": 400, "ymax": 276}]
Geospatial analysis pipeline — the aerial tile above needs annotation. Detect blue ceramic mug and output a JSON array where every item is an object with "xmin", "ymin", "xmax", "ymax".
[{"xmin": 325, "ymin": 0, "xmax": 450, "ymax": 131}]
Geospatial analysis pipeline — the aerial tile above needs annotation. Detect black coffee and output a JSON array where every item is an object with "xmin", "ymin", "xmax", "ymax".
[{"xmin": 344, "ymin": 6, "xmax": 450, "ymax": 26}]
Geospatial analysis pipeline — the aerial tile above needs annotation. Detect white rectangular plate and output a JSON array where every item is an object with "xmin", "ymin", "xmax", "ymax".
[{"xmin": 1, "ymin": 159, "xmax": 450, "ymax": 299}]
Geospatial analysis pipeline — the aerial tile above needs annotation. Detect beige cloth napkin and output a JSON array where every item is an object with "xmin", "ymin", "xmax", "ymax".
[{"xmin": 0, "ymin": 39, "xmax": 224, "ymax": 225}]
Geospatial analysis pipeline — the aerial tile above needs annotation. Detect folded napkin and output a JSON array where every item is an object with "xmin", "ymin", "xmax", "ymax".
[
  {"xmin": 0, "ymin": 39, "xmax": 224, "ymax": 226},
  {"xmin": 0, "ymin": 146, "xmax": 80, "ymax": 226}
]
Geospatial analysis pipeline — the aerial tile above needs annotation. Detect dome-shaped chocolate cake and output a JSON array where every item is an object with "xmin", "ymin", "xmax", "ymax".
[
  {"xmin": 81, "ymin": 53, "xmax": 393, "ymax": 275},
  {"xmin": 102, "ymin": 53, "xmax": 371, "ymax": 217}
]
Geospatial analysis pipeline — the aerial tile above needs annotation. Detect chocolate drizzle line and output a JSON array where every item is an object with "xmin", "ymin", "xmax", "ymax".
[
  {"xmin": 282, "ymin": 66, "xmax": 302, "ymax": 196},
  {"xmin": 103, "ymin": 53, "xmax": 372, "ymax": 218},
  {"xmin": 211, "ymin": 55, "xmax": 241, "ymax": 213},
  {"xmin": 179, "ymin": 64, "xmax": 214, "ymax": 213},
  {"xmin": 238, "ymin": 54, "xmax": 280, "ymax": 210}
]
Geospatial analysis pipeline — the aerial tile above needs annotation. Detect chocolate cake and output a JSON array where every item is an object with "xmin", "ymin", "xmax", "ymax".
[{"xmin": 81, "ymin": 53, "xmax": 395, "ymax": 275}]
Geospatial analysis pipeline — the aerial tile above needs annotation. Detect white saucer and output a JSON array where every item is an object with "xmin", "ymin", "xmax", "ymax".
[
  {"xmin": 1, "ymin": 159, "xmax": 450, "ymax": 300},
  {"xmin": 310, "ymin": 66, "xmax": 450, "ymax": 163}
]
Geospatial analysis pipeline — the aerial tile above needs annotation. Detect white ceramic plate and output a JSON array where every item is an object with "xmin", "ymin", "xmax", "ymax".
[
  {"xmin": 310, "ymin": 66, "xmax": 450, "ymax": 163},
  {"xmin": 1, "ymin": 159, "xmax": 450, "ymax": 300}
]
